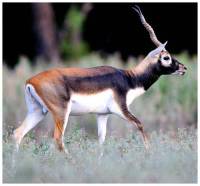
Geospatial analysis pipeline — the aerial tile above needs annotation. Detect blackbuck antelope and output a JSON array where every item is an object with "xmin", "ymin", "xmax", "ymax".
[{"xmin": 13, "ymin": 6, "xmax": 187, "ymax": 152}]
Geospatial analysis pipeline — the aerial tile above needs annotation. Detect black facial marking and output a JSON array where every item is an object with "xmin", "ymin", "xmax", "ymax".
[
  {"xmin": 158, "ymin": 57, "xmax": 179, "ymax": 75},
  {"xmin": 163, "ymin": 56, "xmax": 170, "ymax": 60}
]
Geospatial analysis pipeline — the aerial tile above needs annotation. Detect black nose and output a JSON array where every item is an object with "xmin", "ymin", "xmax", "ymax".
[{"xmin": 184, "ymin": 66, "xmax": 187, "ymax": 70}]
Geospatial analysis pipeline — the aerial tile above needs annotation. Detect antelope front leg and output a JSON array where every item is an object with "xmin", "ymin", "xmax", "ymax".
[
  {"xmin": 123, "ymin": 109, "xmax": 149, "ymax": 150},
  {"xmin": 111, "ymin": 99, "xmax": 149, "ymax": 150},
  {"xmin": 97, "ymin": 114, "xmax": 109, "ymax": 145},
  {"xmin": 96, "ymin": 114, "xmax": 109, "ymax": 159}
]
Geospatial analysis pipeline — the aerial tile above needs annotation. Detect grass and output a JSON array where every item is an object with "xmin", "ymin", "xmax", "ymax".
[
  {"xmin": 3, "ymin": 127, "xmax": 197, "ymax": 183},
  {"xmin": 3, "ymin": 53, "xmax": 197, "ymax": 183}
]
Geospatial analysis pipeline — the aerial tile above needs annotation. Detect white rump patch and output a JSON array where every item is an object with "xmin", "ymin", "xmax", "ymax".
[{"xmin": 26, "ymin": 84, "xmax": 48, "ymax": 114}]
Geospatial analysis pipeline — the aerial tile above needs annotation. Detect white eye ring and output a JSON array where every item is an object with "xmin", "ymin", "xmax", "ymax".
[{"xmin": 161, "ymin": 55, "xmax": 172, "ymax": 66}]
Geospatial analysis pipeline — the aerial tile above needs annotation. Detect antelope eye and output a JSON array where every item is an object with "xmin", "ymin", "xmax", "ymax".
[{"xmin": 163, "ymin": 56, "xmax": 170, "ymax": 60}]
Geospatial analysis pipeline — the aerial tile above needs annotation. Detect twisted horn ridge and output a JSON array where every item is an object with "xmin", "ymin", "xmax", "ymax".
[{"xmin": 132, "ymin": 5, "xmax": 162, "ymax": 47}]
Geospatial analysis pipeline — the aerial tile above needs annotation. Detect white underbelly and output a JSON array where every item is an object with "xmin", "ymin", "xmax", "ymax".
[
  {"xmin": 70, "ymin": 89, "xmax": 113, "ymax": 115},
  {"xmin": 69, "ymin": 87, "xmax": 145, "ymax": 116}
]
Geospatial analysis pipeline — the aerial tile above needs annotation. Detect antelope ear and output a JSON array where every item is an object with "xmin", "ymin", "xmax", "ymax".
[{"xmin": 148, "ymin": 41, "xmax": 168, "ymax": 57}]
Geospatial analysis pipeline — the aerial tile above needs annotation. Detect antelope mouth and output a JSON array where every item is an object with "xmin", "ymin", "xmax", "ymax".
[{"xmin": 172, "ymin": 65, "xmax": 187, "ymax": 75}]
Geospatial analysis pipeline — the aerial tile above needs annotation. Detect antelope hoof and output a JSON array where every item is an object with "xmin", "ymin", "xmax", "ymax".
[
  {"xmin": 144, "ymin": 142, "xmax": 150, "ymax": 151},
  {"xmin": 12, "ymin": 131, "xmax": 21, "ymax": 151}
]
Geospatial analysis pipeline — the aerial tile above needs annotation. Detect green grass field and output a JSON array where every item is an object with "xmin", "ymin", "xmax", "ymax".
[{"xmin": 3, "ymin": 53, "xmax": 197, "ymax": 183}]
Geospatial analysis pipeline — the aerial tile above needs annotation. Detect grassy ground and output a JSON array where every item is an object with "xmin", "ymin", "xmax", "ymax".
[
  {"xmin": 3, "ymin": 53, "xmax": 197, "ymax": 183},
  {"xmin": 3, "ymin": 128, "xmax": 197, "ymax": 183}
]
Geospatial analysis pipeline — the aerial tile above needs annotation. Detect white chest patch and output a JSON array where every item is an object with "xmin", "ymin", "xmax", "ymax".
[
  {"xmin": 70, "ymin": 89, "xmax": 113, "ymax": 115},
  {"xmin": 126, "ymin": 87, "xmax": 145, "ymax": 106}
]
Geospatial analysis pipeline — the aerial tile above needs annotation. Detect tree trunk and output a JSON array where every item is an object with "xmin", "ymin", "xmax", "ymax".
[{"xmin": 32, "ymin": 3, "xmax": 60, "ymax": 63}]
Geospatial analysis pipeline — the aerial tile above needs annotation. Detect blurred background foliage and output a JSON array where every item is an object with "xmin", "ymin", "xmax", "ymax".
[
  {"xmin": 3, "ymin": 3, "xmax": 197, "ymax": 67},
  {"xmin": 60, "ymin": 5, "xmax": 90, "ymax": 60}
]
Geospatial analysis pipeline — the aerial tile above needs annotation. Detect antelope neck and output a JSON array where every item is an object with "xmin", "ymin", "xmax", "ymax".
[{"xmin": 127, "ymin": 65, "xmax": 160, "ymax": 90}]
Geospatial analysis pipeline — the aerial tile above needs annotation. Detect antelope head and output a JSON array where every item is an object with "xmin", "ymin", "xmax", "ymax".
[{"xmin": 133, "ymin": 5, "xmax": 187, "ymax": 76}]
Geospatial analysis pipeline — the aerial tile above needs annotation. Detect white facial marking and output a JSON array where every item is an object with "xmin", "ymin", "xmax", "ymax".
[
  {"xmin": 160, "ymin": 54, "xmax": 172, "ymax": 67},
  {"xmin": 126, "ymin": 87, "xmax": 145, "ymax": 106}
]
